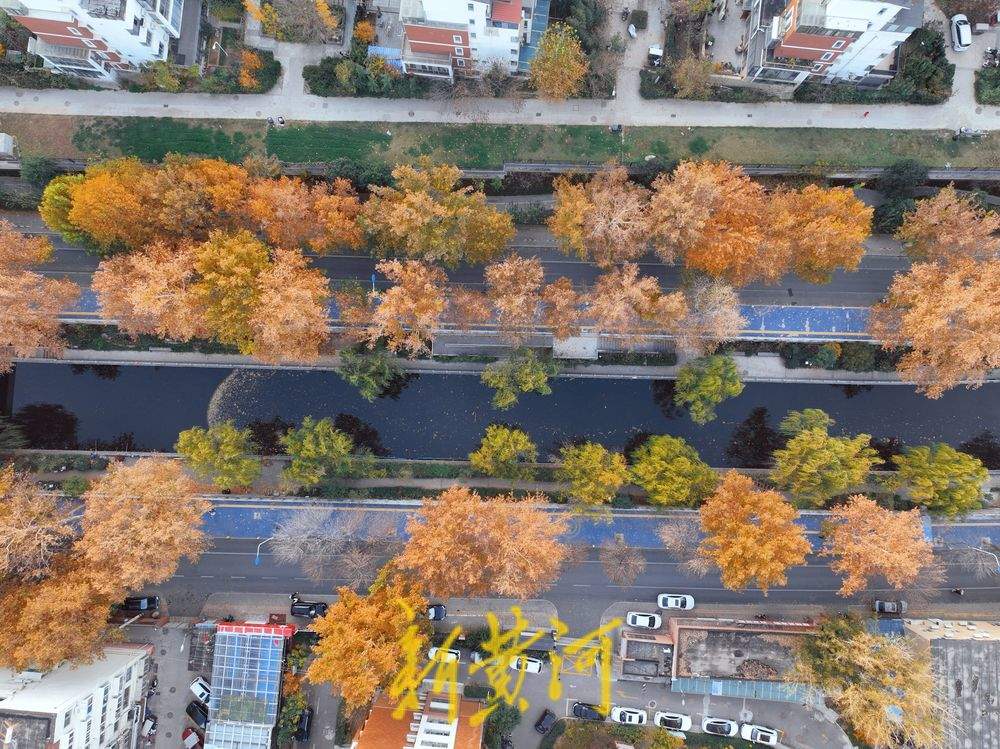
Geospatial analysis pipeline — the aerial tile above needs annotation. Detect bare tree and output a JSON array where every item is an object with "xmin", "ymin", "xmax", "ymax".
[
  {"xmin": 675, "ymin": 279, "xmax": 747, "ymax": 356},
  {"xmin": 954, "ymin": 541, "xmax": 1000, "ymax": 580},
  {"xmin": 599, "ymin": 535, "xmax": 646, "ymax": 586},
  {"xmin": 0, "ymin": 472, "xmax": 76, "ymax": 581},
  {"xmin": 658, "ymin": 516, "xmax": 710, "ymax": 577}
]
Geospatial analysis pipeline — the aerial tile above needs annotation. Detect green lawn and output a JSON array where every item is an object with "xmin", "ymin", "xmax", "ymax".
[{"xmin": 71, "ymin": 117, "xmax": 265, "ymax": 162}]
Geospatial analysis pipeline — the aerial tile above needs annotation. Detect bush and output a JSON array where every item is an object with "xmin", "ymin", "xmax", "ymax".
[
  {"xmin": 303, "ymin": 51, "xmax": 432, "ymax": 98},
  {"xmin": 19, "ymin": 155, "xmax": 60, "ymax": 188},
  {"xmin": 60, "ymin": 476, "xmax": 90, "ymax": 497},
  {"xmin": 129, "ymin": 49, "xmax": 281, "ymax": 93},
  {"xmin": 873, "ymin": 196, "xmax": 915, "ymax": 233},
  {"xmin": 838, "ymin": 342, "xmax": 878, "ymax": 372},
  {"xmin": 0, "ymin": 60, "xmax": 99, "ymax": 89},
  {"xmin": 814, "ymin": 342, "xmax": 842, "ymax": 369},
  {"xmin": 629, "ymin": 9, "xmax": 648, "ymax": 28}
]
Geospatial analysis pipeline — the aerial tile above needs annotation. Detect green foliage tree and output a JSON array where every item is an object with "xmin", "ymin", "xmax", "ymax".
[
  {"xmin": 887, "ymin": 443, "xmax": 987, "ymax": 516},
  {"xmin": 673, "ymin": 354, "xmax": 744, "ymax": 424},
  {"xmin": 480, "ymin": 349, "xmax": 560, "ymax": 410},
  {"xmin": 38, "ymin": 174, "xmax": 91, "ymax": 247},
  {"xmin": 771, "ymin": 427, "xmax": 877, "ymax": 507},
  {"xmin": 60, "ymin": 476, "xmax": 90, "ymax": 498},
  {"xmin": 468, "ymin": 424, "xmax": 538, "ymax": 481},
  {"xmin": 630, "ymin": 435, "xmax": 718, "ymax": 507},
  {"xmin": 874, "ymin": 159, "xmax": 929, "ymax": 199},
  {"xmin": 0, "ymin": 415, "xmax": 26, "ymax": 452},
  {"xmin": 280, "ymin": 416, "xmax": 356, "ymax": 488},
  {"xmin": 175, "ymin": 420, "xmax": 262, "ymax": 490},
  {"xmin": 779, "ymin": 408, "xmax": 834, "ymax": 437},
  {"xmin": 19, "ymin": 155, "xmax": 60, "ymax": 189},
  {"xmin": 557, "ymin": 442, "xmax": 629, "ymax": 507},
  {"xmin": 336, "ymin": 347, "xmax": 403, "ymax": 402},
  {"xmin": 483, "ymin": 702, "xmax": 521, "ymax": 749},
  {"xmin": 873, "ymin": 196, "xmax": 917, "ymax": 234}
]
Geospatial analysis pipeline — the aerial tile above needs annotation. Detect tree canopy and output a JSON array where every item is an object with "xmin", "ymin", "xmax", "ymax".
[
  {"xmin": 175, "ymin": 420, "xmax": 262, "ymax": 490},
  {"xmin": 888, "ymin": 443, "xmax": 987, "ymax": 516},
  {"xmin": 629, "ymin": 435, "xmax": 718, "ymax": 507},
  {"xmin": 530, "ymin": 23, "xmax": 588, "ymax": 99},
  {"xmin": 557, "ymin": 442, "xmax": 629, "ymax": 507},
  {"xmin": 673, "ymin": 354, "xmax": 744, "ymax": 424}
]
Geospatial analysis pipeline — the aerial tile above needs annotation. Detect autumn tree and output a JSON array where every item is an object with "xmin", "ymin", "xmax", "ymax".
[
  {"xmin": 65, "ymin": 158, "xmax": 147, "ymax": 251},
  {"xmin": 246, "ymin": 176, "xmax": 363, "ymax": 253},
  {"xmin": 778, "ymin": 408, "xmax": 834, "ymax": 436},
  {"xmin": 629, "ymin": 435, "xmax": 718, "ymax": 507},
  {"xmin": 589, "ymin": 264, "xmax": 688, "ymax": 344},
  {"xmin": 249, "ymin": 249, "xmax": 331, "ymax": 363},
  {"xmin": 0, "ymin": 468, "xmax": 75, "ymax": 582},
  {"xmin": 675, "ymin": 279, "xmax": 745, "ymax": 356},
  {"xmin": 446, "ymin": 286, "xmax": 492, "ymax": 329},
  {"xmin": 336, "ymin": 346, "xmax": 404, "ymax": 401},
  {"xmin": 468, "ymin": 424, "xmax": 538, "ymax": 481},
  {"xmin": 822, "ymin": 495, "xmax": 935, "ymax": 596},
  {"xmin": 480, "ymin": 349, "xmax": 560, "ymax": 410},
  {"xmin": 77, "ymin": 458, "xmax": 209, "ymax": 592},
  {"xmin": 887, "ymin": 443, "xmax": 987, "ymax": 516},
  {"xmin": 39, "ymin": 174, "xmax": 91, "ymax": 246},
  {"xmin": 770, "ymin": 185, "xmax": 872, "ymax": 284},
  {"xmin": 362, "ymin": 159, "xmax": 514, "ymax": 266},
  {"xmin": 547, "ymin": 167, "xmax": 650, "ymax": 267},
  {"xmin": 175, "ymin": 420, "xmax": 262, "ymax": 490},
  {"xmin": 394, "ymin": 487, "xmax": 569, "ymax": 598},
  {"xmin": 674, "ymin": 57, "xmax": 713, "ymax": 99},
  {"xmin": 770, "ymin": 424, "xmax": 877, "ymax": 507},
  {"xmin": 541, "ymin": 277, "xmax": 584, "ymax": 340},
  {"xmin": 599, "ymin": 535, "xmax": 647, "ymax": 586},
  {"xmin": 869, "ymin": 258, "xmax": 1000, "ymax": 398},
  {"xmin": 366, "ymin": 260, "xmax": 447, "ymax": 355},
  {"xmin": 697, "ymin": 471, "xmax": 810, "ymax": 593},
  {"xmin": 530, "ymin": 22, "xmax": 588, "ymax": 99},
  {"xmin": 795, "ymin": 615, "xmax": 946, "ymax": 749},
  {"xmin": 484, "ymin": 254, "xmax": 543, "ymax": 343},
  {"xmin": 557, "ymin": 442, "xmax": 629, "ymax": 507},
  {"xmin": 280, "ymin": 417, "xmax": 356, "ymax": 488},
  {"xmin": 306, "ymin": 579, "xmax": 428, "ymax": 709},
  {"xmin": 896, "ymin": 185, "xmax": 1000, "ymax": 263},
  {"xmin": 673, "ymin": 354, "xmax": 744, "ymax": 424},
  {"xmin": 648, "ymin": 161, "xmax": 774, "ymax": 286}
]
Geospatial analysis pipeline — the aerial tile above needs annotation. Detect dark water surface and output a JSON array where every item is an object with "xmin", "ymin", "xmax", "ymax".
[{"xmin": 10, "ymin": 363, "xmax": 1000, "ymax": 462}]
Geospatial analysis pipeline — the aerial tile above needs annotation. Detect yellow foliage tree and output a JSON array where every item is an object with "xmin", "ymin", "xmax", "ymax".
[{"xmin": 530, "ymin": 22, "xmax": 588, "ymax": 99}]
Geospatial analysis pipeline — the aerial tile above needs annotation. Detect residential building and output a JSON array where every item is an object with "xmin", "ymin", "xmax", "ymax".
[
  {"xmin": 745, "ymin": 0, "xmax": 923, "ymax": 86},
  {"xmin": 398, "ymin": 0, "xmax": 549, "ymax": 81},
  {"xmin": 0, "ymin": 644, "xmax": 154, "ymax": 749},
  {"xmin": 203, "ymin": 621, "xmax": 296, "ymax": 749},
  {"xmin": 352, "ymin": 689, "xmax": 485, "ymax": 749},
  {"xmin": 0, "ymin": 0, "xmax": 185, "ymax": 82}
]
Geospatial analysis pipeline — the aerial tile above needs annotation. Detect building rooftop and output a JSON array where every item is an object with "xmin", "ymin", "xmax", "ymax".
[
  {"xmin": 0, "ymin": 713, "xmax": 52, "ymax": 749},
  {"xmin": 354, "ymin": 690, "xmax": 485, "ymax": 749},
  {"xmin": 669, "ymin": 618, "xmax": 815, "ymax": 680},
  {"xmin": 491, "ymin": 0, "xmax": 522, "ymax": 23}
]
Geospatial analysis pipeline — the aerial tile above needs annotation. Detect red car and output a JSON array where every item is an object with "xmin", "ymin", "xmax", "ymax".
[{"xmin": 181, "ymin": 727, "xmax": 203, "ymax": 748}]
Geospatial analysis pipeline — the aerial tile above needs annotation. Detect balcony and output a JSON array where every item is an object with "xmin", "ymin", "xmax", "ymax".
[{"xmin": 80, "ymin": 0, "xmax": 126, "ymax": 19}]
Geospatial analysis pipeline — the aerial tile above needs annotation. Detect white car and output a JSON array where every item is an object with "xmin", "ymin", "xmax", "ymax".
[
  {"xmin": 702, "ymin": 716, "xmax": 739, "ymax": 737},
  {"xmin": 508, "ymin": 655, "xmax": 544, "ymax": 673},
  {"xmin": 625, "ymin": 611, "xmax": 662, "ymax": 629},
  {"xmin": 653, "ymin": 711, "xmax": 692, "ymax": 731},
  {"xmin": 610, "ymin": 706, "xmax": 647, "ymax": 725},
  {"xmin": 951, "ymin": 13, "xmax": 971, "ymax": 51},
  {"xmin": 189, "ymin": 677, "xmax": 211, "ymax": 703},
  {"xmin": 657, "ymin": 593, "xmax": 695, "ymax": 610},
  {"xmin": 741, "ymin": 723, "xmax": 780, "ymax": 745},
  {"xmin": 427, "ymin": 647, "xmax": 461, "ymax": 663}
]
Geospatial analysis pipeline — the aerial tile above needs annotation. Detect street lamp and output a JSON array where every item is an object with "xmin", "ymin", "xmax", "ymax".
[{"xmin": 254, "ymin": 536, "xmax": 273, "ymax": 566}]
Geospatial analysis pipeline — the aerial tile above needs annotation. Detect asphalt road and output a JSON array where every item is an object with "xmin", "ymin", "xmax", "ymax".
[{"xmin": 7, "ymin": 211, "xmax": 909, "ymax": 308}]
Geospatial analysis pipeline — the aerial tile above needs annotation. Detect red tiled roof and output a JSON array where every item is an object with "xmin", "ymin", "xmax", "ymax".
[
  {"xmin": 13, "ymin": 16, "xmax": 111, "ymax": 52},
  {"xmin": 217, "ymin": 622, "xmax": 297, "ymax": 638},
  {"xmin": 491, "ymin": 0, "xmax": 522, "ymax": 23}
]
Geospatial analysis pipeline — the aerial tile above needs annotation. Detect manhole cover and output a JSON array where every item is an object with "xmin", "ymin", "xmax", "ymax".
[
  {"xmin": 733, "ymin": 650, "xmax": 744, "ymax": 657},
  {"xmin": 169, "ymin": 687, "xmax": 177, "ymax": 693},
  {"xmin": 647, "ymin": 700, "xmax": 657, "ymax": 709},
  {"xmin": 165, "ymin": 732, "xmax": 172, "ymax": 739},
  {"xmin": 160, "ymin": 650, "xmax": 166, "ymax": 656},
  {"xmin": 167, "ymin": 713, "xmax": 173, "ymax": 719}
]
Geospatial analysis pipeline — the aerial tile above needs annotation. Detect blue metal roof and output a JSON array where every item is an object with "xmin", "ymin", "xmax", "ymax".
[
  {"xmin": 517, "ymin": 0, "xmax": 550, "ymax": 72},
  {"xmin": 866, "ymin": 618, "xmax": 906, "ymax": 638}
]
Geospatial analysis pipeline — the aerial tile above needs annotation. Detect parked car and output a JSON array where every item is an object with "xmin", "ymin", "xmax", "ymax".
[
  {"xmin": 874, "ymin": 599, "xmax": 908, "ymax": 615},
  {"xmin": 427, "ymin": 604, "xmax": 447, "ymax": 620},
  {"xmin": 952, "ymin": 13, "xmax": 972, "ymax": 50},
  {"xmin": 120, "ymin": 595, "xmax": 160, "ymax": 613},
  {"xmin": 657, "ymin": 593, "xmax": 695, "ymax": 610},
  {"xmin": 702, "ymin": 717, "xmax": 739, "ymax": 737},
  {"xmin": 289, "ymin": 593, "xmax": 328, "ymax": 619},
  {"xmin": 625, "ymin": 611, "xmax": 662, "ymax": 629},
  {"xmin": 140, "ymin": 714, "xmax": 157, "ymax": 738},
  {"xmin": 653, "ymin": 711, "xmax": 692, "ymax": 731},
  {"xmin": 740, "ymin": 723, "xmax": 780, "ymax": 745},
  {"xmin": 427, "ymin": 647, "xmax": 461, "ymax": 663},
  {"xmin": 295, "ymin": 706, "xmax": 314, "ymax": 741},
  {"xmin": 185, "ymin": 701, "xmax": 209, "ymax": 729},
  {"xmin": 181, "ymin": 727, "xmax": 203, "ymax": 749},
  {"xmin": 509, "ymin": 655, "xmax": 544, "ymax": 673},
  {"xmin": 189, "ymin": 677, "xmax": 211, "ymax": 703},
  {"xmin": 610, "ymin": 706, "xmax": 647, "ymax": 725},
  {"xmin": 572, "ymin": 702, "xmax": 606, "ymax": 721},
  {"xmin": 534, "ymin": 709, "xmax": 557, "ymax": 734}
]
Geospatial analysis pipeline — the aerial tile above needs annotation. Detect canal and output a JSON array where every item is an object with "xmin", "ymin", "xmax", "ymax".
[{"xmin": 8, "ymin": 363, "xmax": 1000, "ymax": 463}]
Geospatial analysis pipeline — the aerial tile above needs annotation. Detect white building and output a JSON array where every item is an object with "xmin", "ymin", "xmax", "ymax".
[
  {"xmin": 0, "ymin": 0, "xmax": 184, "ymax": 82},
  {"xmin": 0, "ymin": 644, "xmax": 153, "ymax": 749}
]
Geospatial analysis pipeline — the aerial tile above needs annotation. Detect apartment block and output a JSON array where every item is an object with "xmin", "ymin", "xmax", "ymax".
[
  {"xmin": 0, "ymin": 644, "xmax": 154, "ymax": 749},
  {"xmin": 0, "ymin": 0, "xmax": 184, "ymax": 82},
  {"xmin": 352, "ymin": 690, "xmax": 484, "ymax": 749}
]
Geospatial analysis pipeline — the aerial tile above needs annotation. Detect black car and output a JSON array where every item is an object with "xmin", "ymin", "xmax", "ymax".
[
  {"xmin": 289, "ymin": 593, "xmax": 328, "ymax": 619},
  {"xmin": 294, "ymin": 706, "xmax": 314, "ymax": 741},
  {"xmin": 186, "ymin": 700, "xmax": 209, "ymax": 729},
  {"xmin": 534, "ymin": 709, "xmax": 557, "ymax": 735},
  {"xmin": 572, "ymin": 702, "xmax": 605, "ymax": 721},
  {"xmin": 427, "ymin": 604, "xmax": 447, "ymax": 621},
  {"xmin": 121, "ymin": 595, "xmax": 160, "ymax": 612}
]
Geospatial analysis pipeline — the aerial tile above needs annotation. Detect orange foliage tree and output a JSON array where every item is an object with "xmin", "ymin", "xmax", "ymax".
[
  {"xmin": 896, "ymin": 185, "xmax": 1000, "ymax": 263},
  {"xmin": 675, "ymin": 279, "xmax": 746, "ymax": 356},
  {"xmin": 0, "ymin": 467, "xmax": 75, "ymax": 582},
  {"xmin": 446, "ymin": 286, "xmax": 492, "ymax": 329},
  {"xmin": 246, "ymin": 176, "xmax": 363, "ymax": 253},
  {"xmin": 485, "ymin": 253, "xmax": 543, "ymax": 343},
  {"xmin": 542, "ymin": 277, "xmax": 585, "ymax": 340},
  {"xmin": 366, "ymin": 260, "xmax": 447, "ymax": 355},
  {"xmin": 588, "ymin": 264, "xmax": 687, "ymax": 345},
  {"xmin": 394, "ymin": 487, "xmax": 569, "ymax": 598}
]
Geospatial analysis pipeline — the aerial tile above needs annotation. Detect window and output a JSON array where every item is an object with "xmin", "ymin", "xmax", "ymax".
[
  {"xmin": 468, "ymin": 2, "xmax": 473, "ymax": 7},
  {"xmin": 510, "ymin": 48, "xmax": 517, "ymax": 54},
  {"xmin": 67, "ymin": 26, "xmax": 82, "ymax": 35},
  {"xmin": 470, "ymin": 31, "xmax": 476, "ymax": 38},
  {"xmin": 456, "ymin": 58, "xmax": 466, "ymax": 67},
  {"xmin": 452, "ymin": 34, "xmax": 462, "ymax": 43},
  {"xmin": 810, "ymin": 62, "xmax": 824, "ymax": 72},
  {"xmin": 63, "ymin": 712, "xmax": 72, "ymax": 729},
  {"xmin": 832, "ymin": 40, "xmax": 845, "ymax": 48},
  {"xmin": 454, "ymin": 46, "xmax": 464, "ymax": 55},
  {"xmin": 63, "ymin": 731, "xmax": 73, "ymax": 749},
  {"xmin": 820, "ymin": 51, "xmax": 833, "ymax": 60}
]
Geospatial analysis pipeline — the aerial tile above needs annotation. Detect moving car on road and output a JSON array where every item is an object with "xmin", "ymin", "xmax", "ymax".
[
  {"xmin": 610, "ymin": 706, "xmax": 647, "ymax": 725},
  {"xmin": 572, "ymin": 702, "xmax": 606, "ymax": 721},
  {"xmin": 952, "ymin": 13, "xmax": 972, "ymax": 51},
  {"xmin": 625, "ymin": 611, "xmax": 662, "ymax": 629},
  {"xmin": 427, "ymin": 647, "xmax": 461, "ymax": 663},
  {"xmin": 534, "ymin": 709, "xmax": 557, "ymax": 734},
  {"xmin": 289, "ymin": 593, "xmax": 329, "ymax": 619},
  {"xmin": 702, "ymin": 717, "xmax": 739, "ymax": 737},
  {"xmin": 653, "ymin": 711, "xmax": 692, "ymax": 731},
  {"xmin": 657, "ymin": 593, "xmax": 695, "ymax": 610},
  {"xmin": 740, "ymin": 723, "xmax": 780, "ymax": 745}
]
